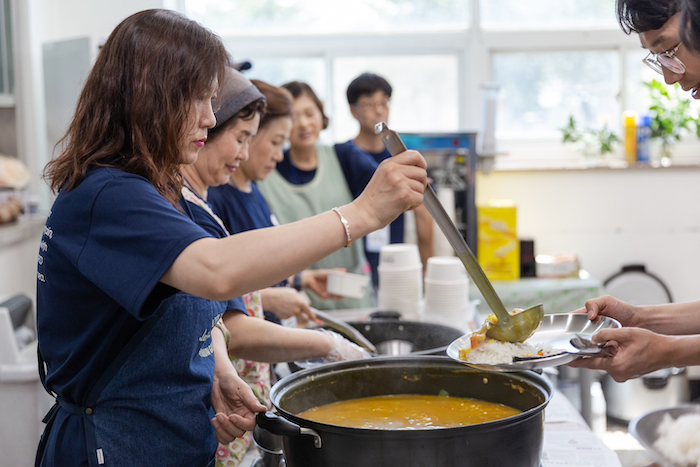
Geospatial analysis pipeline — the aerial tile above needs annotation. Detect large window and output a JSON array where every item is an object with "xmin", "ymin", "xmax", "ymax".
[
  {"xmin": 188, "ymin": 0, "xmax": 469, "ymax": 35},
  {"xmin": 0, "ymin": 0, "xmax": 13, "ymax": 97},
  {"xmin": 493, "ymin": 51, "xmax": 620, "ymax": 139},
  {"xmin": 480, "ymin": 0, "xmax": 616, "ymax": 29},
  {"xmin": 186, "ymin": 0, "xmax": 695, "ymax": 167}
]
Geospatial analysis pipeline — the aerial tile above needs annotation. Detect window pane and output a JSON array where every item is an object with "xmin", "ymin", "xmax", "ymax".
[
  {"xmin": 481, "ymin": 0, "xmax": 617, "ymax": 30},
  {"xmin": 0, "ymin": 0, "xmax": 12, "ymax": 94},
  {"xmin": 332, "ymin": 55, "xmax": 459, "ymax": 143},
  {"xmin": 493, "ymin": 51, "xmax": 620, "ymax": 138},
  {"xmin": 240, "ymin": 56, "xmax": 326, "ymax": 97},
  {"xmin": 187, "ymin": 0, "xmax": 469, "ymax": 35},
  {"xmin": 624, "ymin": 50, "xmax": 660, "ymax": 117}
]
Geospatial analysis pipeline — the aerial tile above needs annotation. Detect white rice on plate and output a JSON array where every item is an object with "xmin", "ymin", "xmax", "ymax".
[
  {"xmin": 653, "ymin": 412, "xmax": 700, "ymax": 467},
  {"xmin": 462, "ymin": 340, "xmax": 557, "ymax": 365}
]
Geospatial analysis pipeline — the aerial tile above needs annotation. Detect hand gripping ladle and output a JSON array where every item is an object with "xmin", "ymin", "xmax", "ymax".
[{"xmin": 376, "ymin": 122, "xmax": 543, "ymax": 343}]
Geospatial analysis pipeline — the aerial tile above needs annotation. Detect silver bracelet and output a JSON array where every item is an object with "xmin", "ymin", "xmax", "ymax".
[{"xmin": 332, "ymin": 207, "xmax": 351, "ymax": 248}]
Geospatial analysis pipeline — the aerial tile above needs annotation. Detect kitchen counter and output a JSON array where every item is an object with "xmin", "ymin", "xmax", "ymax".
[
  {"xmin": 0, "ymin": 213, "xmax": 45, "ymax": 249},
  {"xmin": 0, "ymin": 213, "xmax": 46, "ymax": 299},
  {"xmin": 468, "ymin": 272, "xmax": 605, "ymax": 317}
]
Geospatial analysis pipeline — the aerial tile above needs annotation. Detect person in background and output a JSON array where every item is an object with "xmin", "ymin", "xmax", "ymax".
[
  {"xmin": 208, "ymin": 80, "xmax": 338, "ymax": 325},
  {"xmin": 180, "ymin": 68, "xmax": 369, "ymax": 467},
  {"xmin": 35, "ymin": 9, "xmax": 427, "ymax": 466},
  {"xmin": 257, "ymin": 81, "xmax": 380, "ymax": 310},
  {"xmin": 569, "ymin": 0, "xmax": 700, "ymax": 383},
  {"xmin": 336, "ymin": 73, "xmax": 434, "ymax": 287},
  {"xmin": 680, "ymin": 0, "xmax": 700, "ymax": 100}
]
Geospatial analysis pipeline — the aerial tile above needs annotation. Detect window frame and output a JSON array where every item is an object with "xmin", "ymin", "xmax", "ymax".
[{"xmin": 190, "ymin": 0, "xmax": 698, "ymax": 169}]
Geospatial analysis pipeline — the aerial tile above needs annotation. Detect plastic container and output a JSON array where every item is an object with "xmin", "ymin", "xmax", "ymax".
[
  {"xmin": 425, "ymin": 256, "xmax": 467, "ymax": 283},
  {"xmin": 326, "ymin": 271, "xmax": 371, "ymax": 299},
  {"xmin": 636, "ymin": 114, "xmax": 652, "ymax": 164},
  {"xmin": 378, "ymin": 243, "xmax": 421, "ymax": 270},
  {"xmin": 623, "ymin": 110, "xmax": 637, "ymax": 164}
]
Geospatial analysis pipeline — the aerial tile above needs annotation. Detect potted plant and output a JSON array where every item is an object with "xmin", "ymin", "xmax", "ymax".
[
  {"xmin": 644, "ymin": 79, "xmax": 700, "ymax": 163},
  {"xmin": 560, "ymin": 116, "xmax": 619, "ymax": 159}
]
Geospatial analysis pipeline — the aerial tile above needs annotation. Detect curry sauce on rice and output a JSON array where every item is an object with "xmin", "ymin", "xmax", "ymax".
[{"xmin": 459, "ymin": 313, "xmax": 559, "ymax": 365}]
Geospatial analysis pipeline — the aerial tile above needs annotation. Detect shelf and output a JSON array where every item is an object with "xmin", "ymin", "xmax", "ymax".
[
  {"xmin": 0, "ymin": 215, "xmax": 45, "ymax": 249},
  {"xmin": 0, "ymin": 94, "xmax": 14, "ymax": 108}
]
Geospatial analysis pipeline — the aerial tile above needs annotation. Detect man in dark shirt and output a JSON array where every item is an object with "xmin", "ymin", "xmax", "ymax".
[{"xmin": 335, "ymin": 73, "xmax": 434, "ymax": 286}]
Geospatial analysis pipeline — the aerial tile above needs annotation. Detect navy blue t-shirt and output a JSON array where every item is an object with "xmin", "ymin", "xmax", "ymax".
[
  {"xmin": 208, "ymin": 182, "xmax": 276, "ymax": 234},
  {"xmin": 179, "ymin": 193, "xmax": 246, "ymax": 313},
  {"xmin": 207, "ymin": 182, "xmax": 287, "ymax": 321},
  {"xmin": 37, "ymin": 168, "xmax": 211, "ymax": 404}
]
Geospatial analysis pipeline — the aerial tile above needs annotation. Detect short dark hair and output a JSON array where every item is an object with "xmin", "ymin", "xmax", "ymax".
[
  {"xmin": 282, "ymin": 81, "xmax": 329, "ymax": 130},
  {"xmin": 680, "ymin": 0, "xmax": 700, "ymax": 52},
  {"xmin": 616, "ymin": 0, "xmax": 680, "ymax": 34},
  {"xmin": 346, "ymin": 73, "xmax": 392, "ymax": 105}
]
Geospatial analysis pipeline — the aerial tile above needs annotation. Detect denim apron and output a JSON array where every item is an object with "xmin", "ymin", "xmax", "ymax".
[{"xmin": 36, "ymin": 293, "xmax": 225, "ymax": 467}]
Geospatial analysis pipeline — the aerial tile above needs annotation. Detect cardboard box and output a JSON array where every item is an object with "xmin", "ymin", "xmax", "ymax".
[{"xmin": 478, "ymin": 202, "xmax": 519, "ymax": 280}]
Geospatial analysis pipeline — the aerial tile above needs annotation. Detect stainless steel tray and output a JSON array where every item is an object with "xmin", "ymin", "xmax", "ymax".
[
  {"xmin": 446, "ymin": 313, "xmax": 620, "ymax": 371},
  {"xmin": 628, "ymin": 404, "xmax": 700, "ymax": 467}
]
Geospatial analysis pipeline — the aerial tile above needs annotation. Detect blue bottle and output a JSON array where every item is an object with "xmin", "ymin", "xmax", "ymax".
[{"xmin": 636, "ymin": 114, "xmax": 652, "ymax": 164}]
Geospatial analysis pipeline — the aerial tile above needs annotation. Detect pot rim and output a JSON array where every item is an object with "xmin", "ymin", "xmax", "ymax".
[{"xmin": 270, "ymin": 355, "xmax": 553, "ymax": 436}]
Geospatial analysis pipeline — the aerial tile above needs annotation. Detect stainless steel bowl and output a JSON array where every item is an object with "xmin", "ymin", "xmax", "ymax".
[{"xmin": 628, "ymin": 403, "xmax": 700, "ymax": 467}]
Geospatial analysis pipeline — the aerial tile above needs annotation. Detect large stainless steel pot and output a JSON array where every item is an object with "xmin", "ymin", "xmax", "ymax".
[{"xmin": 258, "ymin": 356, "xmax": 553, "ymax": 467}]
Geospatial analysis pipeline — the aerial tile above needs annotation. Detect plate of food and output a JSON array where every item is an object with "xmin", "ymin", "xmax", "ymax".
[
  {"xmin": 628, "ymin": 404, "xmax": 700, "ymax": 467},
  {"xmin": 446, "ymin": 313, "xmax": 620, "ymax": 371}
]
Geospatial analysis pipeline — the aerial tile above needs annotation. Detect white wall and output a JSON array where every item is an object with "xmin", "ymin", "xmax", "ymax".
[{"xmin": 476, "ymin": 166, "xmax": 700, "ymax": 303}]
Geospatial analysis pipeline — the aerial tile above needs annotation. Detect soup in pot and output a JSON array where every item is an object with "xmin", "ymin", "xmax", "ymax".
[{"xmin": 298, "ymin": 394, "xmax": 521, "ymax": 430}]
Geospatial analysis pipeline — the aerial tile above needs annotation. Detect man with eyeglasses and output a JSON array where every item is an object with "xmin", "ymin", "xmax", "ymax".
[
  {"xmin": 568, "ymin": 0, "xmax": 700, "ymax": 386},
  {"xmin": 618, "ymin": 0, "xmax": 700, "ymax": 98},
  {"xmin": 680, "ymin": 0, "xmax": 700, "ymax": 70},
  {"xmin": 335, "ymin": 73, "xmax": 433, "ymax": 288}
]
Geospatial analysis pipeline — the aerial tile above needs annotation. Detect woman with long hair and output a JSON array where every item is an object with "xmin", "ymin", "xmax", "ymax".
[{"xmin": 36, "ymin": 9, "xmax": 426, "ymax": 466}]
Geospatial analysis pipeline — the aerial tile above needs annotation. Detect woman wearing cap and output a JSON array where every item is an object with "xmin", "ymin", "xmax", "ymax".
[
  {"xmin": 208, "ymin": 80, "xmax": 338, "ymax": 326},
  {"xmin": 185, "ymin": 69, "xmax": 368, "ymax": 467},
  {"xmin": 36, "ymin": 9, "xmax": 426, "ymax": 467},
  {"xmin": 257, "ymin": 81, "xmax": 380, "ymax": 311}
]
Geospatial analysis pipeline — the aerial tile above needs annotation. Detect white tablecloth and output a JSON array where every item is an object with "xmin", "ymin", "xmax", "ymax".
[{"xmin": 543, "ymin": 390, "xmax": 622, "ymax": 467}]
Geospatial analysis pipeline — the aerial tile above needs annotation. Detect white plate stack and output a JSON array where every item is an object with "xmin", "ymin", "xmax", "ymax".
[
  {"xmin": 377, "ymin": 243, "xmax": 423, "ymax": 321},
  {"xmin": 423, "ymin": 256, "xmax": 474, "ymax": 331}
]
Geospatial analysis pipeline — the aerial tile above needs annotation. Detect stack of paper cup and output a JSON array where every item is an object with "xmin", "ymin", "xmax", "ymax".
[
  {"xmin": 377, "ymin": 243, "xmax": 423, "ymax": 321},
  {"xmin": 423, "ymin": 256, "xmax": 474, "ymax": 330}
]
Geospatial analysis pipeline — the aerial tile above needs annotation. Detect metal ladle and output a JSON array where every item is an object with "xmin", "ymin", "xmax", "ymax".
[
  {"xmin": 376, "ymin": 122, "xmax": 544, "ymax": 343},
  {"xmin": 312, "ymin": 308, "xmax": 378, "ymax": 354}
]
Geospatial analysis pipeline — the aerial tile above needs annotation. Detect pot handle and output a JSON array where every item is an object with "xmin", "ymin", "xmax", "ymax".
[
  {"xmin": 256, "ymin": 412, "xmax": 323, "ymax": 448},
  {"xmin": 642, "ymin": 373, "xmax": 670, "ymax": 390}
]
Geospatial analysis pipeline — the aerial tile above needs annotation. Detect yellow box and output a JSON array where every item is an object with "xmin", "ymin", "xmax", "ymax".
[{"xmin": 477, "ymin": 202, "xmax": 519, "ymax": 281}]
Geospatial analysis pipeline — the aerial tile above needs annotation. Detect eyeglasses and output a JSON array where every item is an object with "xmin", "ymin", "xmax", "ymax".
[
  {"xmin": 642, "ymin": 43, "xmax": 686, "ymax": 75},
  {"xmin": 354, "ymin": 100, "xmax": 390, "ymax": 111}
]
